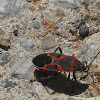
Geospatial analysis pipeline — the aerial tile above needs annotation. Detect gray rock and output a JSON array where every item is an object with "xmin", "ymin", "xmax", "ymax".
[
  {"xmin": 79, "ymin": 25, "xmax": 89, "ymax": 39},
  {"xmin": 0, "ymin": 0, "xmax": 28, "ymax": 19},
  {"xmin": 0, "ymin": 28, "xmax": 11, "ymax": 48},
  {"xmin": 8, "ymin": 98, "xmax": 13, "ymax": 100},
  {"xmin": 55, "ymin": 30, "xmax": 68, "ymax": 38},
  {"xmin": 56, "ymin": 9, "xmax": 65, "ymax": 17},
  {"xmin": 55, "ymin": 0, "xmax": 81, "ymax": 9},
  {"xmin": 20, "ymin": 39, "xmax": 35, "ymax": 51},
  {"xmin": 8, "ymin": 97, "xmax": 13, "ymax": 100},
  {"xmin": 0, "ymin": 52, "xmax": 12, "ymax": 66},
  {"xmin": 81, "ymin": 43, "xmax": 88, "ymax": 55},
  {"xmin": 52, "ymin": 98, "xmax": 58, "ymax": 100},
  {"xmin": 13, "ymin": 30, "xmax": 18, "ymax": 36},
  {"xmin": 96, "ymin": 2, "xmax": 100, "ymax": 10},
  {"xmin": 32, "ymin": 20, "xmax": 41, "ymax": 30},
  {"xmin": 80, "ymin": 0, "xmax": 90, "ymax": 6},
  {"xmin": 41, "ymin": 35, "xmax": 57, "ymax": 50},
  {"xmin": 9, "ymin": 58, "xmax": 35, "ymax": 79},
  {"xmin": 0, "ymin": 28, "xmax": 5, "ymax": 35},
  {"xmin": 2, "ymin": 79, "xmax": 14, "ymax": 88}
]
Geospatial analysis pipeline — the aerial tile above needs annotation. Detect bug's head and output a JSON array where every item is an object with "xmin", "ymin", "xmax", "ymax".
[
  {"xmin": 74, "ymin": 60, "xmax": 87, "ymax": 71},
  {"xmin": 32, "ymin": 54, "xmax": 52, "ymax": 67}
]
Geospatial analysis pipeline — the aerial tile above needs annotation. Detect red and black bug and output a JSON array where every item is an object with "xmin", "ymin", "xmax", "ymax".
[{"xmin": 32, "ymin": 47, "xmax": 100, "ymax": 81}]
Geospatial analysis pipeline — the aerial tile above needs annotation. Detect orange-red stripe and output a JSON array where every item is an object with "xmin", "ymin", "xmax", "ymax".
[
  {"xmin": 41, "ymin": 62, "xmax": 75, "ymax": 72},
  {"xmin": 42, "ymin": 62, "xmax": 67, "ymax": 71},
  {"xmin": 46, "ymin": 53, "xmax": 70, "ymax": 60},
  {"xmin": 70, "ymin": 57, "xmax": 78, "ymax": 71}
]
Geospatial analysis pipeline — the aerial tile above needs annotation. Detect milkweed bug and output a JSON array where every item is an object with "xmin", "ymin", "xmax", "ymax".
[{"xmin": 32, "ymin": 47, "xmax": 100, "ymax": 81}]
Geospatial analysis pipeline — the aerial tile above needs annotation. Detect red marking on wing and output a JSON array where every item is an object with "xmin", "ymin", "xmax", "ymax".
[
  {"xmin": 46, "ymin": 53, "xmax": 70, "ymax": 60},
  {"xmin": 38, "ymin": 68, "xmax": 56, "ymax": 73},
  {"xmin": 40, "ymin": 62, "xmax": 75, "ymax": 72},
  {"xmin": 42, "ymin": 62, "xmax": 67, "ymax": 71},
  {"xmin": 70, "ymin": 57, "xmax": 78, "ymax": 71}
]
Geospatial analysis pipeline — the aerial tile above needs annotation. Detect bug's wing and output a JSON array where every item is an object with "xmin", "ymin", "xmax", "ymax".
[
  {"xmin": 42, "ymin": 63, "xmax": 59, "ymax": 72},
  {"xmin": 32, "ymin": 54, "xmax": 52, "ymax": 67}
]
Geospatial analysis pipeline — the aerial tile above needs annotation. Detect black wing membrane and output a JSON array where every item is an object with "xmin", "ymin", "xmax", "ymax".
[{"xmin": 33, "ymin": 54, "xmax": 52, "ymax": 67}]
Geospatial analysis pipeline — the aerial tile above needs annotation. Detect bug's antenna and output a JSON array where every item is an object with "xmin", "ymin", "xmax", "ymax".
[
  {"xmin": 80, "ymin": 51, "xmax": 100, "ymax": 80},
  {"xmin": 87, "ymin": 51, "xmax": 100, "ymax": 71}
]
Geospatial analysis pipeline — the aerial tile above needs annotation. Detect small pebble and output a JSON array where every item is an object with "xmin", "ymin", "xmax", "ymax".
[
  {"xmin": 2, "ymin": 79, "xmax": 15, "ymax": 88},
  {"xmin": 9, "ymin": 58, "xmax": 35, "ymax": 79},
  {"xmin": 67, "ymin": 98, "xmax": 75, "ymax": 100},
  {"xmin": 96, "ymin": 1, "xmax": 100, "ymax": 9},
  {"xmin": 55, "ymin": 0, "xmax": 81, "ymax": 9},
  {"xmin": 41, "ymin": 35, "xmax": 57, "ymax": 50},
  {"xmin": 98, "ymin": 87, "xmax": 100, "ymax": 90},
  {"xmin": 0, "ymin": 52, "xmax": 12, "ymax": 66},
  {"xmin": 81, "ymin": 43, "xmax": 88, "ymax": 55},
  {"xmin": 52, "ymin": 98, "xmax": 58, "ymax": 100},
  {"xmin": 56, "ymin": 9, "xmax": 65, "ymax": 17},
  {"xmin": 0, "ymin": 28, "xmax": 5, "ymax": 35},
  {"xmin": 0, "ymin": 28, "xmax": 11, "ymax": 48},
  {"xmin": 55, "ymin": 30, "xmax": 68, "ymax": 38},
  {"xmin": 81, "ymin": 0, "xmax": 90, "ymax": 6},
  {"xmin": 13, "ymin": 30, "xmax": 18, "ymax": 36},
  {"xmin": 32, "ymin": 20, "xmax": 41, "ymax": 30},
  {"xmin": 79, "ymin": 25, "xmax": 89, "ymax": 39},
  {"xmin": 89, "ymin": 27, "xmax": 99, "ymax": 35},
  {"xmin": 20, "ymin": 39, "xmax": 35, "ymax": 51}
]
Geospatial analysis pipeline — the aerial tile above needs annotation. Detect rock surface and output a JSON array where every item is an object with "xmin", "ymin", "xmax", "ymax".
[
  {"xmin": 0, "ymin": 28, "xmax": 11, "ymax": 48},
  {"xmin": 79, "ymin": 25, "xmax": 89, "ymax": 39},
  {"xmin": 9, "ymin": 58, "xmax": 35, "ymax": 79},
  {"xmin": 20, "ymin": 39, "xmax": 35, "ymax": 51},
  {"xmin": 0, "ymin": 52, "xmax": 12, "ymax": 66},
  {"xmin": 41, "ymin": 35, "xmax": 57, "ymax": 50},
  {"xmin": 2, "ymin": 78, "xmax": 15, "ymax": 88},
  {"xmin": 55, "ymin": 0, "xmax": 81, "ymax": 9},
  {"xmin": 32, "ymin": 20, "xmax": 41, "ymax": 30},
  {"xmin": 0, "ymin": 0, "xmax": 100, "ymax": 99},
  {"xmin": 96, "ymin": 1, "xmax": 100, "ymax": 9},
  {"xmin": 0, "ymin": 0, "xmax": 27, "ymax": 19}
]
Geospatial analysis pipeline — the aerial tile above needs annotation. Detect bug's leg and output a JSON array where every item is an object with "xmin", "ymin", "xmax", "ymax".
[
  {"xmin": 82, "ymin": 61, "xmax": 87, "ymax": 67},
  {"xmin": 54, "ymin": 47, "xmax": 63, "ymax": 53},
  {"xmin": 73, "ymin": 72, "xmax": 76, "ymax": 81},
  {"xmin": 68, "ymin": 72, "xmax": 70, "ymax": 81}
]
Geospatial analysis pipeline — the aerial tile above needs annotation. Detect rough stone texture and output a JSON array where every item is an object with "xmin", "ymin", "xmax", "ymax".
[
  {"xmin": 0, "ymin": 28, "xmax": 11, "ymax": 47},
  {"xmin": 55, "ymin": 0, "xmax": 81, "ymax": 9},
  {"xmin": 0, "ymin": 0, "xmax": 27, "ymax": 19},
  {"xmin": 56, "ymin": 9, "xmax": 65, "ymax": 17},
  {"xmin": 79, "ymin": 25, "xmax": 89, "ymax": 39},
  {"xmin": 80, "ymin": 43, "xmax": 88, "ymax": 55},
  {"xmin": 0, "ymin": 28, "xmax": 5, "ymax": 35},
  {"xmin": 41, "ymin": 35, "xmax": 57, "ymax": 50},
  {"xmin": 0, "ymin": 35, "xmax": 11, "ymax": 47},
  {"xmin": 2, "ymin": 78, "xmax": 15, "ymax": 88},
  {"xmin": 0, "ymin": 0, "xmax": 100, "ymax": 99},
  {"xmin": 80, "ymin": 0, "xmax": 90, "ymax": 6},
  {"xmin": 0, "ymin": 52, "xmax": 12, "ymax": 66},
  {"xmin": 96, "ymin": 1, "xmax": 100, "ymax": 9},
  {"xmin": 20, "ymin": 39, "xmax": 35, "ymax": 51},
  {"xmin": 32, "ymin": 20, "xmax": 41, "ymax": 30},
  {"xmin": 9, "ymin": 58, "xmax": 35, "ymax": 79}
]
